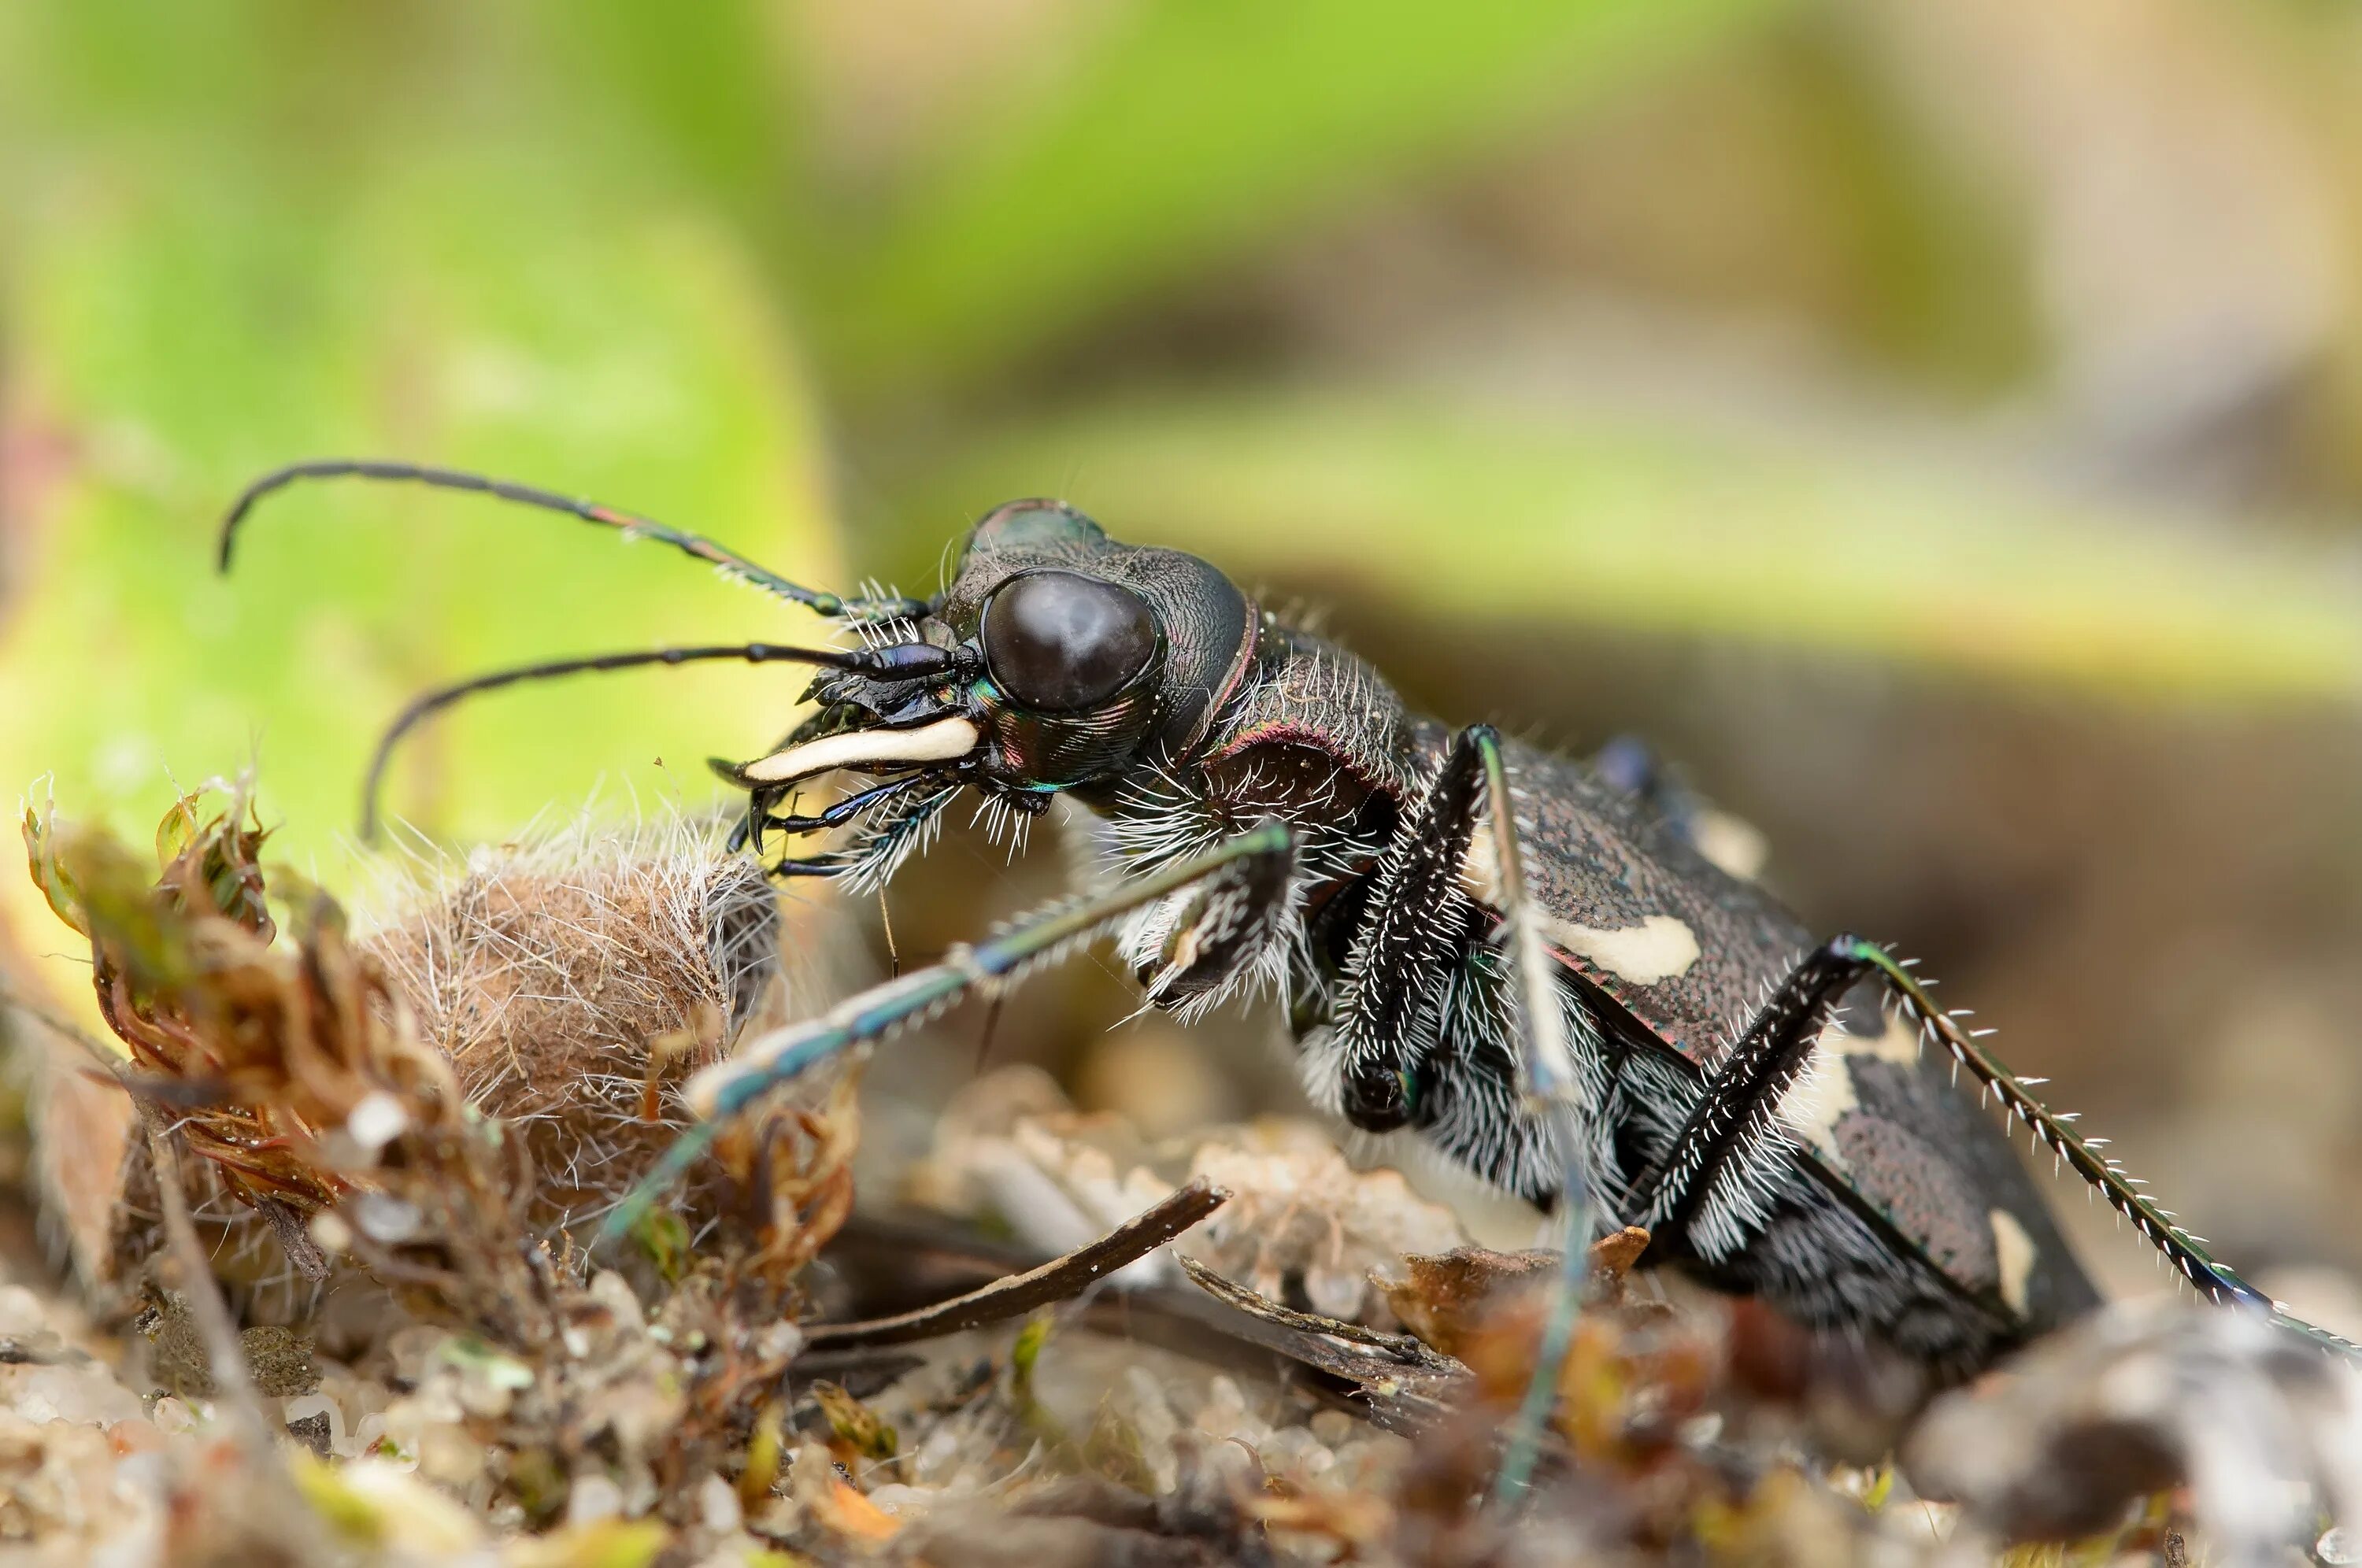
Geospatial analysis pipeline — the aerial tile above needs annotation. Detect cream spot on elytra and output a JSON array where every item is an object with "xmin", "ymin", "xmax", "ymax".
[
  {"xmin": 1990, "ymin": 1208, "xmax": 2037, "ymax": 1315},
  {"xmin": 1841, "ymin": 1011, "xmax": 1921, "ymax": 1066},
  {"xmin": 1547, "ymin": 915, "xmax": 1700, "ymax": 985},
  {"xmin": 1779, "ymin": 1030, "xmax": 1859, "ymax": 1167},
  {"xmin": 1691, "ymin": 809, "xmax": 1769, "ymax": 882},
  {"xmin": 1781, "ymin": 1015, "xmax": 1918, "ymax": 1175},
  {"xmin": 1459, "ymin": 834, "xmax": 1700, "ymax": 984}
]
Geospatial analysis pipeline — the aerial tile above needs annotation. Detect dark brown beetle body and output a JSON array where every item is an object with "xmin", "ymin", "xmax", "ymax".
[
  {"xmin": 221, "ymin": 466, "xmax": 2331, "ymax": 1404},
  {"xmin": 773, "ymin": 501, "xmax": 2106, "ymax": 1375}
]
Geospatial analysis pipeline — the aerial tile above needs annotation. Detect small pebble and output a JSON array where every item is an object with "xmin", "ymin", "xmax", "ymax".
[
  {"xmin": 284, "ymin": 1410, "xmax": 333, "ymax": 1458},
  {"xmin": 568, "ymin": 1472, "xmax": 625, "ymax": 1527},
  {"xmin": 699, "ymin": 1471, "xmax": 742, "ymax": 1533}
]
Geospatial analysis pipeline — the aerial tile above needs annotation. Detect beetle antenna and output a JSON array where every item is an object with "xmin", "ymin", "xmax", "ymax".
[
  {"xmin": 219, "ymin": 460, "xmax": 931, "ymax": 621},
  {"xmin": 360, "ymin": 642, "xmax": 866, "ymax": 842}
]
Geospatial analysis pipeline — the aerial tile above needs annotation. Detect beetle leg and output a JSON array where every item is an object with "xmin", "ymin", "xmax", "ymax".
[
  {"xmin": 1590, "ymin": 733, "xmax": 1768, "ymax": 883},
  {"xmin": 1331, "ymin": 727, "xmax": 1494, "ymax": 1129},
  {"xmin": 1332, "ymin": 725, "xmax": 1597, "ymax": 1497},
  {"xmin": 1627, "ymin": 937, "xmax": 1871, "ymax": 1257},
  {"xmin": 599, "ymin": 820, "xmax": 1297, "ymax": 1244},
  {"xmin": 1842, "ymin": 941, "xmax": 2278, "ymax": 1315},
  {"xmin": 1470, "ymin": 729, "xmax": 1601, "ymax": 1503},
  {"xmin": 1635, "ymin": 937, "xmax": 2333, "ymax": 1348},
  {"xmin": 1590, "ymin": 733, "xmax": 1683, "ymax": 811}
]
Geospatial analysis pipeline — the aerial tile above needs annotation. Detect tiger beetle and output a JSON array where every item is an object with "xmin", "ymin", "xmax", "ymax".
[{"xmin": 219, "ymin": 460, "xmax": 2356, "ymax": 1494}]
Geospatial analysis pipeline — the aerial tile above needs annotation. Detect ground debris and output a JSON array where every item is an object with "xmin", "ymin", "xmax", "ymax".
[
  {"xmin": 909, "ymin": 1074, "xmax": 1472, "ymax": 1325},
  {"xmin": 4, "ymin": 785, "xmax": 2360, "ymax": 1564},
  {"xmin": 1906, "ymin": 1295, "xmax": 2362, "ymax": 1560}
]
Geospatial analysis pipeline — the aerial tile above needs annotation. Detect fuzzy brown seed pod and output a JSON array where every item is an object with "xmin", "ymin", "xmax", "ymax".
[
  {"xmin": 364, "ymin": 823, "xmax": 788, "ymax": 1233},
  {"xmin": 25, "ymin": 790, "xmax": 864, "ymax": 1337}
]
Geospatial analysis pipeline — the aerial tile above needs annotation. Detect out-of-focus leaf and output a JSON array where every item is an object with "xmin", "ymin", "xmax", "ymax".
[
  {"xmin": 0, "ymin": 6, "xmax": 842, "ymax": 981},
  {"xmin": 153, "ymin": 793, "xmax": 202, "ymax": 872},
  {"xmin": 0, "ymin": 183, "xmax": 834, "ymax": 862},
  {"xmin": 813, "ymin": 0, "xmax": 1794, "ymax": 390},
  {"xmin": 539, "ymin": 0, "xmax": 802, "ymax": 248},
  {"xmin": 901, "ymin": 390, "xmax": 2362, "ymax": 704}
]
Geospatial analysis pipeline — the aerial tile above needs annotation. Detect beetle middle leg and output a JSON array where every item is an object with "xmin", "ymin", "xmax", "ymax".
[
  {"xmin": 1474, "ymin": 730, "xmax": 1614, "ymax": 1500},
  {"xmin": 1627, "ymin": 936, "xmax": 1874, "ymax": 1256}
]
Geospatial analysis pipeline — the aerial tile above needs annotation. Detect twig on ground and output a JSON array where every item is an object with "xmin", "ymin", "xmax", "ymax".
[
  {"xmin": 1175, "ymin": 1255, "xmax": 1457, "ymax": 1370},
  {"xmin": 805, "ymin": 1178, "xmax": 1229, "ymax": 1348}
]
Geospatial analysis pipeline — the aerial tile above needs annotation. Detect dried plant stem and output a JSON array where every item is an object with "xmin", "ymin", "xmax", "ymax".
[
  {"xmin": 143, "ymin": 1107, "xmax": 346, "ymax": 1555},
  {"xmin": 805, "ymin": 1179, "xmax": 1230, "ymax": 1348},
  {"xmin": 1175, "ymin": 1255, "xmax": 1457, "ymax": 1370},
  {"xmin": 142, "ymin": 1109, "xmax": 277, "ymax": 1455}
]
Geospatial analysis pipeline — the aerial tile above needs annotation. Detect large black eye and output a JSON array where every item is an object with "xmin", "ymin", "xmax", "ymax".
[{"xmin": 982, "ymin": 569, "xmax": 1157, "ymax": 712}]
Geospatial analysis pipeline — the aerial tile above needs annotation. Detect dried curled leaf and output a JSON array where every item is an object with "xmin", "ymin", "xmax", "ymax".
[
  {"xmin": 36, "ymin": 786, "xmax": 465, "ymax": 1222},
  {"xmin": 1376, "ymin": 1246, "xmax": 1557, "ymax": 1359}
]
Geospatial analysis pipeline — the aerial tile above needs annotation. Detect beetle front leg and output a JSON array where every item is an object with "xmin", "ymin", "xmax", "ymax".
[
  {"xmin": 599, "ymin": 820, "xmax": 1297, "ymax": 1243},
  {"xmin": 1329, "ymin": 727, "xmax": 1495, "ymax": 1128}
]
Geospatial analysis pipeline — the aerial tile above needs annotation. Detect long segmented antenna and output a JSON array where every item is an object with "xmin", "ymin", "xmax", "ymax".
[
  {"xmin": 359, "ymin": 642, "xmax": 872, "ymax": 841},
  {"xmin": 219, "ymin": 460, "xmax": 931, "ymax": 620}
]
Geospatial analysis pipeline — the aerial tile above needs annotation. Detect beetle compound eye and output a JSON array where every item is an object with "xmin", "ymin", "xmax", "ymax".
[{"xmin": 982, "ymin": 570, "xmax": 1157, "ymax": 712}]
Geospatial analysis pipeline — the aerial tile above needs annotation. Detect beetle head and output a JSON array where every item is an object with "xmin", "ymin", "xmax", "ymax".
[{"xmin": 720, "ymin": 501, "xmax": 1258, "ymax": 816}]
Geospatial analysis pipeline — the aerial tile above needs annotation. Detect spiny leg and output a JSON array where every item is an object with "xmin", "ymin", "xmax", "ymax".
[
  {"xmin": 1321, "ymin": 725, "xmax": 1589, "ymax": 1492},
  {"xmin": 218, "ymin": 458, "xmax": 930, "ymax": 620},
  {"xmin": 1840, "ymin": 941, "xmax": 2279, "ymax": 1315},
  {"xmin": 1856, "ymin": 945, "xmax": 2362, "ymax": 1357},
  {"xmin": 1475, "ymin": 730, "xmax": 1597, "ymax": 1503},
  {"xmin": 598, "ymin": 820, "xmax": 1297, "ymax": 1244},
  {"xmin": 1632, "ymin": 935, "xmax": 2357, "ymax": 1356},
  {"xmin": 1627, "ymin": 937, "xmax": 1871, "ymax": 1256},
  {"xmin": 1331, "ymin": 727, "xmax": 1494, "ymax": 1129}
]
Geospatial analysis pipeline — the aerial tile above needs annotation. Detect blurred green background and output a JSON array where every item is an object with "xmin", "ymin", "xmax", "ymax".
[{"xmin": 8, "ymin": 0, "xmax": 2362, "ymax": 1304}]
